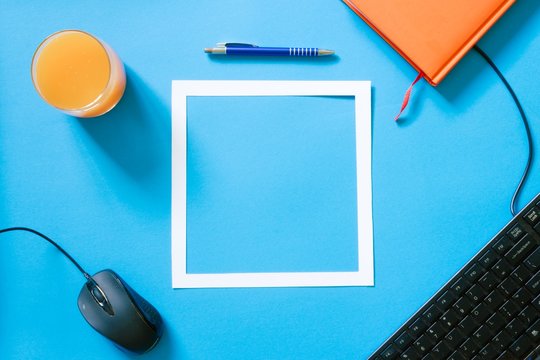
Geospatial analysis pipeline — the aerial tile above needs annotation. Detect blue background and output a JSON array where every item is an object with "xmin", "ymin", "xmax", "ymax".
[
  {"xmin": 1, "ymin": 1, "xmax": 539, "ymax": 359},
  {"xmin": 187, "ymin": 96, "xmax": 358, "ymax": 274}
]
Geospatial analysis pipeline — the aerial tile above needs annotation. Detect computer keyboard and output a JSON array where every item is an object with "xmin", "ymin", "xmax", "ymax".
[{"xmin": 369, "ymin": 193, "xmax": 540, "ymax": 360}]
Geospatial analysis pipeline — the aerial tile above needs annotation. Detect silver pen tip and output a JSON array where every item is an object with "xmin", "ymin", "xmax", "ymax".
[{"xmin": 318, "ymin": 49, "xmax": 335, "ymax": 56}]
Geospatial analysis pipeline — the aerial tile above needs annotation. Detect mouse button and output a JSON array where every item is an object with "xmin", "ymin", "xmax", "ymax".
[
  {"xmin": 78, "ymin": 288, "xmax": 145, "ymax": 351},
  {"xmin": 77, "ymin": 287, "xmax": 116, "ymax": 335},
  {"xmin": 96, "ymin": 274, "xmax": 148, "ymax": 324},
  {"xmin": 91, "ymin": 272, "xmax": 125, "ymax": 303},
  {"xmin": 113, "ymin": 275, "xmax": 163, "ymax": 333},
  {"xmin": 90, "ymin": 284, "xmax": 105, "ymax": 303},
  {"xmin": 87, "ymin": 284, "xmax": 114, "ymax": 316}
]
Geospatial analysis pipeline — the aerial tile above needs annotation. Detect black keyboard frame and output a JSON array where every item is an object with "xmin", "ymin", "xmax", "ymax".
[{"xmin": 369, "ymin": 193, "xmax": 540, "ymax": 359}]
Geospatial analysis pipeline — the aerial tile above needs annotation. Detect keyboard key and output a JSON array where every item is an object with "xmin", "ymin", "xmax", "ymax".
[
  {"xmin": 400, "ymin": 347, "xmax": 419, "ymax": 359},
  {"xmin": 440, "ymin": 309, "xmax": 460, "ymax": 329},
  {"xmin": 512, "ymin": 287, "xmax": 533, "ymax": 307},
  {"xmin": 478, "ymin": 344, "xmax": 499, "ymax": 360},
  {"xmin": 497, "ymin": 277, "xmax": 519, "ymax": 296},
  {"xmin": 525, "ymin": 247, "xmax": 540, "ymax": 271},
  {"xmin": 526, "ymin": 272, "xmax": 540, "ymax": 294},
  {"xmin": 496, "ymin": 351, "xmax": 515, "ymax": 360},
  {"xmin": 525, "ymin": 318, "xmax": 540, "ymax": 342},
  {"xmin": 437, "ymin": 290, "xmax": 457, "ymax": 310},
  {"xmin": 504, "ymin": 318, "xmax": 526, "ymax": 338},
  {"xmin": 447, "ymin": 350, "xmax": 467, "ymax": 360},
  {"xmin": 459, "ymin": 338, "xmax": 479, "ymax": 357},
  {"xmin": 431, "ymin": 341, "xmax": 451, "ymax": 357},
  {"xmin": 505, "ymin": 234, "xmax": 536, "ymax": 265},
  {"xmin": 381, "ymin": 345, "xmax": 399, "ymax": 359},
  {"xmin": 453, "ymin": 296, "xmax": 474, "ymax": 315},
  {"xmin": 533, "ymin": 293, "xmax": 540, "ymax": 310},
  {"xmin": 470, "ymin": 303, "xmax": 491, "ymax": 323},
  {"xmin": 479, "ymin": 250, "xmax": 499, "ymax": 269},
  {"xmin": 510, "ymin": 265, "xmax": 532, "ymax": 284},
  {"xmin": 426, "ymin": 322, "xmax": 445, "ymax": 342},
  {"xmin": 409, "ymin": 318, "xmax": 428, "ymax": 337},
  {"xmin": 450, "ymin": 277, "xmax": 469, "ymax": 296},
  {"xmin": 493, "ymin": 236, "xmax": 514, "ymax": 255},
  {"xmin": 508, "ymin": 334, "xmax": 533, "ymax": 357},
  {"xmin": 465, "ymin": 264, "xmax": 485, "ymax": 282},
  {"xmin": 492, "ymin": 330, "xmax": 513, "ymax": 351},
  {"xmin": 492, "ymin": 259, "xmax": 512, "ymax": 278},
  {"xmin": 466, "ymin": 284, "xmax": 487, "ymax": 303},
  {"xmin": 478, "ymin": 272, "xmax": 499, "ymax": 291},
  {"xmin": 486, "ymin": 312, "xmax": 506, "ymax": 333},
  {"xmin": 394, "ymin": 332, "xmax": 413, "ymax": 350},
  {"xmin": 414, "ymin": 334, "xmax": 435, "ymax": 354},
  {"xmin": 457, "ymin": 315, "xmax": 478, "ymax": 336},
  {"xmin": 499, "ymin": 300, "xmax": 520, "ymax": 320},
  {"xmin": 422, "ymin": 304, "xmax": 442, "ymax": 323},
  {"xmin": 525, "ymin": 207, "xmax": 540, "ymax": 225},
  {"xmin": 444, "ymin": 328, "xmax": 465, "ymax": 349},
  {"xmin": 484, "ymin": 290, "xmax": 506, "ymax": 310},
  {"xmin": 518, "ymin": 305, "xmax": 538, "ymax": 327},
  {"xmin": 508, "ymin": 223, "xmax": 526, "ymax": 241},
  {"xmin": 471, "ymin": 325, "xmax": 493, "ymax": 348},
  {"xmin": 535, "ymin": 221, "xmax": 540, "ymax": 236}
]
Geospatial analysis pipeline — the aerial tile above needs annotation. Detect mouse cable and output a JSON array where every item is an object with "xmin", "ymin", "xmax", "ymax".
[
  {"xmin": 474, "ymin": 45, "xmax": 533, "ymax": 216},
  {"xmin": 0, "ymin": 227, "xmax": 93, "ymax": 281}
]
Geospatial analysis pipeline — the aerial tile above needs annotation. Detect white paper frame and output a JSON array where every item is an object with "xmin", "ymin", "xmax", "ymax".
[{"xmin": 171, "ymin": 80, "xmax": 373, "ymax": 288}]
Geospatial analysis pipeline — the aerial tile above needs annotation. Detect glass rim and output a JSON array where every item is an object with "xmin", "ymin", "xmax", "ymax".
[{"xmin": 31, "ymin": 29, "xmax": 113, "ymax": 112}]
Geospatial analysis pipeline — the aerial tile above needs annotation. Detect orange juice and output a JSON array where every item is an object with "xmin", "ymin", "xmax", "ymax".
[{"xmin": 31, "ymin": 30, "xmax": 126, "ymax": 117}]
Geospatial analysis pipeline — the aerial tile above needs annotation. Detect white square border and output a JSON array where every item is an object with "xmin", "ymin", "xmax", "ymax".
[{"xmin": 171, "ymin": 80, "xmax": 373, "ymax": 288}]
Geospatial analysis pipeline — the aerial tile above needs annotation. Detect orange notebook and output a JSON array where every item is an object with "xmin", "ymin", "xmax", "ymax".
[{"xmin": 343, "ymin": 0, "xmax": 515, "ymax": 85}]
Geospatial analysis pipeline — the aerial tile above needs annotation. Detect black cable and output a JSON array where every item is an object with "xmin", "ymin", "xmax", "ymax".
[
  {"xmin": 0, "ymin": 227, "xmax": 92, "ymax": 281},
  {"xmin": 474, "ymin": 45, "xmax": 533, "ymax": 216}
]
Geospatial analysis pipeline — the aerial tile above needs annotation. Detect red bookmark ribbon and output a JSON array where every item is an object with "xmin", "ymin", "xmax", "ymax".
[{"xmin": 394, "ymin": 73, "xmax": 423, "ymax": 121}]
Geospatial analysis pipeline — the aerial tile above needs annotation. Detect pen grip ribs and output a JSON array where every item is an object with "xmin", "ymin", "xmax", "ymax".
[{"xmin": 226, "ymin": 47, "xmax": 320, "ymax": 56}]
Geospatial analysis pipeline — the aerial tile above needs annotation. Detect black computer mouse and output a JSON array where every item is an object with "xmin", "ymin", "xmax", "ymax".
[{"xmin": 77, "ymin": 269, "xmax": 163, "ymax": 354}]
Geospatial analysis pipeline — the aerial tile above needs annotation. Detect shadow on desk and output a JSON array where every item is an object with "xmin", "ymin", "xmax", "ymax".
[
  {"xmin": 207, "ymin": 54, "xmax": 341, "ymax": 65},
  {"xmin": 77, "ymin": 67, "xmax": 170, "ymax": 215}
]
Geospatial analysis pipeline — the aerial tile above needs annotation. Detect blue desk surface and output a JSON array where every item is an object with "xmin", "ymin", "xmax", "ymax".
[{"xmin": 1, "ymin": 1, "xmax": 540, "ymax": 359}]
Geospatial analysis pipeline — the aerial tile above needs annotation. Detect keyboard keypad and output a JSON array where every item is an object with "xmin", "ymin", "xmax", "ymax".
[{"xmin": 369, "ymin": 196, "xmax": 540, "ymax": 360}]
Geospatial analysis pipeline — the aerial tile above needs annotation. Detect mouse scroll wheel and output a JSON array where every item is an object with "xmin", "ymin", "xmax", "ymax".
[{"xmin": 91, "ymin": 286, "xmax": 106, "ymax": 303}]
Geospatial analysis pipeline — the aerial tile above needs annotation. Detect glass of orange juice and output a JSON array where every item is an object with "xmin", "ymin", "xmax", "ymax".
[{"xmin": 31, "ymin": 30, "xmax": 126, "ymax": 118}]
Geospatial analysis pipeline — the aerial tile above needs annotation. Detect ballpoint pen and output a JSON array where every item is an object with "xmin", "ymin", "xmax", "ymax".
[{"xmin": 204, "ymin": 43, "xmax": 335, "ymax": 57}]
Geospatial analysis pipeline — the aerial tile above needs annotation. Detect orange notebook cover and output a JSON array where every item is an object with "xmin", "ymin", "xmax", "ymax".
[{"xmin": 343, "ymin": 0, "xmax": 515, "ymax": 85}]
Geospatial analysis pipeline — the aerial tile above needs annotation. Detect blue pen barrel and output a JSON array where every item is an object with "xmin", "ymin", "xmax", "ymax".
[{"xmin": 226, "ymin": 47, "xmax": 319, "ymax": 56}]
